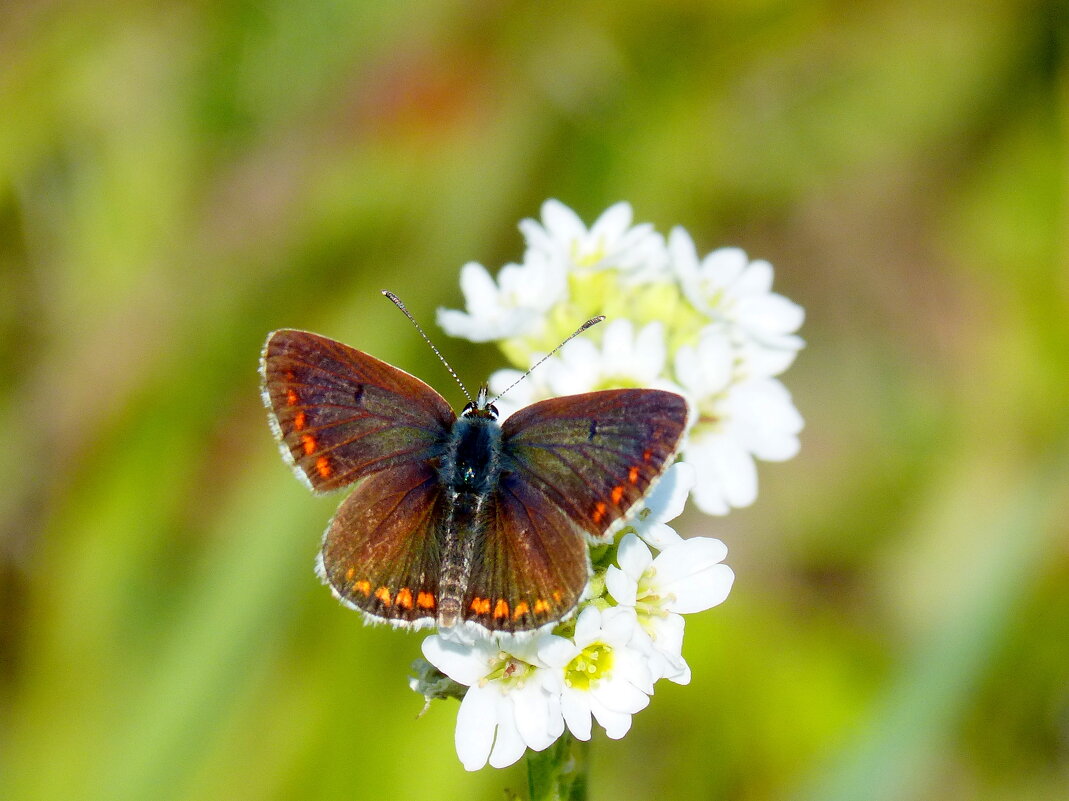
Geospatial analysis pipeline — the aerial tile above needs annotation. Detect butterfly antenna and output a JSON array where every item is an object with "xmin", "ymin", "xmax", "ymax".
[
  {"xmin": 489, "ymin": 315, "xmax": 605, "ymax": 405},
  {"xmin": 382, "ymin": 290, "xmax": 474, "ymax": 405}
]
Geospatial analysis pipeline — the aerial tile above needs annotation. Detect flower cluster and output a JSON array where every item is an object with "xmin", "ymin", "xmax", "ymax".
[
  {"xmin": 414, "ymin": 200, "xmax": 804, "ymax": 770},
  {"xmin": 438, "ymin": 200, "xmax": 804, "ymax": 515},
  {"xmin": 414, "ymin": 464, "xmax": 734, "ymax": 770}
]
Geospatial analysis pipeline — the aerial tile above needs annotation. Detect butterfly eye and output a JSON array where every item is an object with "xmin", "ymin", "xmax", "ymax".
[
  {"xmin": 487, "ymin": 403, "xmax": 499, "ymax": 420},
  {"xmin": 461, "ymin": 401, "xmax": 476, "ymax": 416}
]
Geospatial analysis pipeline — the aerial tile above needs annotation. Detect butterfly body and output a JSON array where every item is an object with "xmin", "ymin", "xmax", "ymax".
[
  {"xmin": 433, "ymin": 400, "xmax": 505, "ymax": 627},
  {"xmin": 261, "ymin": 329, "xmax": 689, "ymax": 634}
]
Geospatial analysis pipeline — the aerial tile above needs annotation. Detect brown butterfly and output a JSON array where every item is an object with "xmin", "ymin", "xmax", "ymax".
[{"xmin": 260, "ymin": 327, "xmax": 688, "ymax": 634}]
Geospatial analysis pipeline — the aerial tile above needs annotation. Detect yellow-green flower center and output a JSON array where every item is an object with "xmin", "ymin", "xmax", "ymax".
[
  {"xmin": 481, "ymin": 653, "xmax": 535, "ymax": 690},
  {"xmin": 564, "ymin": 643, "xmax": 614, "ymax": 691}
]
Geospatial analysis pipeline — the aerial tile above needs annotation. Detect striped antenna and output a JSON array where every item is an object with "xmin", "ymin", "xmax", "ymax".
[
  {"xmin": 382, "ymin": 290, "xmax": 473, "ymax": 405},
  {"xmin": 489, "ymin": 315, "xmax": 605, "ymax": 405}
]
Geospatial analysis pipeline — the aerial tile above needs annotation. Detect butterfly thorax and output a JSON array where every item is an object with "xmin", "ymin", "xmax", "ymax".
[{"xmin": 440, "ymin": 414, "xmax": 502, "ymax": 493}]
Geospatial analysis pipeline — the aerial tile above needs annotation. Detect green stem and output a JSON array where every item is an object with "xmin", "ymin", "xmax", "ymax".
[{"xmin": 526, "ymin": 733, "xmax": 589, "ymax": 801}]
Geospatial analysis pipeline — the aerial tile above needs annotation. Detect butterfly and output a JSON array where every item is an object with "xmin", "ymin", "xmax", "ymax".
[{"xmin": 260, "ymin": 327, "xmax": 689, "ymax": 634}]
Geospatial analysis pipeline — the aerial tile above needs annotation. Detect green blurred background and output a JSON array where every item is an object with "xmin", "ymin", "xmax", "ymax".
[{"xmin": 2, "ymin": 2, "xmax": 1067, "ymax": 799}]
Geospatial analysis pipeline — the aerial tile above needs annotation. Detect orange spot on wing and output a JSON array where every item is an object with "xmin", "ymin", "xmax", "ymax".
[
  {"xmin": 395, "ymin": 587, "xmax": 414, "ymax": 610},
  {"xmin": 551, "ymin": 591, "xmax": 562, "ymax": 603},
  {"xmin": 513, "ymin": 601, "xmax": 529, "ymax": 619},
  {"xmin": 592, "ymin": 502, "xmax": 607, "ymax": 524},
  {"xmin": 374, "ymin": 587, "xmax": 392, "ymax": 606},
  {"xmin": 345, "ymin": 567, "xmax": 355, "ymax": 581},
  {"xmin": 642, "ymin": 449, "xmax": 652, "ymax": 462},
  {"xmin": 611, "ymin": 485, "xmax": 625, "ymax": 504},
  {"xmin": 301, "ymin": 434, "xmax": 317, "ymax": 455},
  {"xmin": 294, "ymin": 410, "xmax": 307, "ymax": 430},
  {"xmin": 354, "ymin": 580, "xmax": 371, "ymax": 596},
  {"xmin": 493, "ymin": 599, "xmax": 510, "ymax": 619},
  {"xmin": 628, "ymin": 465, "xmax": 640, "ymax": 484},
  {"xmin": 315, "ymin": 456, "xmax": 332, "ymax": 478},
  {"xmin": 286, "ymin": 389, "xmax": 299, "ymax": 406},
  {"xmin": 533, "ymin": 599, "xmax": 550, "ymax": 614},
  {"xmin": 417, "ymin": 591, "xmax": 436, "ymax": 610}
]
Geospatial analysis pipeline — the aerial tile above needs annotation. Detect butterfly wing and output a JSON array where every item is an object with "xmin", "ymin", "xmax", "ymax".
[
  {"xmin": 458, "ymin": 388, "xmax": 689, "ymax": 633},
  {"xmin": 458, "ymin": 471, "xmax": 591, "ymax": 632},
  {"xmin": 262, "ymin": 329, "xmax": 458, "ymax": 627},
  {"xmin": 501, "ymin": 389, "xmax": 689, "ymax": 540},
  {"xmin": 260, "ymin": 329, "xmax": 455, "ymax": 493},
  {"xmin": 317, "ymin": 460, "xmax": 444, "ymax": 627}
]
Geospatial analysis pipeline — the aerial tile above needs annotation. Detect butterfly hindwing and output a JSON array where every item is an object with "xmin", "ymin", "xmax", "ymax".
[
  {"xmin": 260, "ymin": 329, "xmax": 455, "ymax": 493},
  {"xmin": 460, "ymin": 472, "xmax": 590, "ymax": 632},
  {"xmin": 501, "ymin": 389, "xmax": 689, "ymax": 540},
  {"xmin": 318, "ymin": 460, "xmax": 444, "ymax": 626}
]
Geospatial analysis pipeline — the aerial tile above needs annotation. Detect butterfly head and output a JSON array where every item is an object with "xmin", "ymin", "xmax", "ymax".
[{"xmin": 461, "ymin": 384, "xmax": 499, "ymax": 421}]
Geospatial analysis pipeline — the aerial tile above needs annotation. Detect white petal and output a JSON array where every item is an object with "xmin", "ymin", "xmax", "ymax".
[
  {"xmin": 518, "ymin": 218, "xmax": 553, "ymax": 253},
  {"xmin": 457, "ymin": 261, "xmax": 500, "ymax": 308},
  {"xmin": 736, "ymin": 340, "xmax": 799, "ymax": 378},
  {"xmin": 668, "ymin": 564, "xmax": 735, "ymax": 614},
  {"xmin": 488, "ymin": 703, "xmax": 526, "ymax": 769},
  {"xmin": 702, "ymin": 247, "xmax": 749, "ymax": 286},
  {"xmin": 696, "ymin": 332, "xmax": 735, "ymax": 393},
  {"xmin": 687, "ymin": 435, "xmax": 758, "ymax": 514},
  {"xmin": 616, "ymin": 533, "xmax": 653, "ymax": 579},
  {"xmin": 668, "ymin": 227, "xmax": 699, "ymax": 278},
  {"xmin": 512, "ymin": 684, "xmax": 556, "ymax": 750},
  {"xmin": 541, "ymin": 199, "xmax": 585, "ymax": 241},
  {"xmin": 654, "ymin": 539, "xmax": 734, "ymax": 614},
  {"xmin": 731, "ymin": 257, "xmax": 773, "ymax": 296},
  {"xmin": 638, "ymin": 462, "xmax": 694, "ymax": 526},
  {"xmin": 591, "ymin": 202, "xmax": 633, "ymax": 241},
  {"xmin": 643, "ymin": 612, "xmax": 690, "ymax": 684},
  {"xmin": 421, "ymin": 636, "xmax": 486, "ymax": 686},
  {"xmin": 536, "ymin": 635, "xmax": 578, "ymax": 669},
  {"xmin": 561, "ymin": 692, "xmax": 592, "ymax": 741},
  {"xmin": 605, "ymin": 565, "xmax": 638, "ymax": 606},
  {"xmin": 738, "ymin": 293, "xmax": 805, "ymax": 336},
  {"xmin": 455, "ymin": 686, "xmax": 498, "ymax": 771},
  {"xmin": 573, "ymin": 606, "xmax": 601, "ymax": 645},
  {"xmin": 653, "ymin": 536, "xmax": 728, "ymax": 578},
  {"xmin": 588, "ymin": 696, "xmax": 635, "ymax": 740},
  {"xmin": 710, "ymin": 438, "xmax": 758, "ymax": 508},
  {"xmin": 638, "ymin": 522, "xmax": 684, "ymax": 550},
  {"xmin": 594, "ymin": 673, "xmax": 651, "ymax": 714},
  {"xmin": 600, "ymin": 606, "xmax": 640, "ymax": 644}
]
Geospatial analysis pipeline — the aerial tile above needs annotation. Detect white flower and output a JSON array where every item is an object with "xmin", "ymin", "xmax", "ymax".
[
  {"xmin": 422, "ymin": 631, "xmax": 573, "ymax": 771},
  {"xmin": 606, "ymin": 533, "xmax": 734, "ymax": 683},
  {"xmin": 558, "ymin": 606, "xmax": 653, "ymax": 741},
  {"xmin": 436, "ymin": 255, "xmax": 567, "ymax": 343},
  {"xmin": 674, "ymin": 329, "xmax": 803, "ymax": 515},
  {"xmin": 669, "ymin": 228, "xmax": 804, "ymax": 370},
  {"xmin": 521, "ymin": 200, "xmax": 668, "ymax": 283}
]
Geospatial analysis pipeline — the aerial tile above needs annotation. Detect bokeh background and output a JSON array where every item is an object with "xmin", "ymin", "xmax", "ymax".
[{"xmin": 2, "ymin": 2, "xmax": 1067, "ymax": 799}]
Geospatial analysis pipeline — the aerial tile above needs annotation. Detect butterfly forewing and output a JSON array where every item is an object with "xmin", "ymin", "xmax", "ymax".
[
  {"xmin": 502, "ymin": 389, "xmax": 689, "ymax": 539},
  {"xmin": 460, "ymin": 472, "xmax": 590, "ymax": 632},
  {"xmin": 261, "ymin": 330, "xmax": 455, "ymax": 493},
  {"xmin": 319, "ymin": 461, "xmax": 444, "ymax": 626}
]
